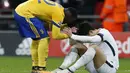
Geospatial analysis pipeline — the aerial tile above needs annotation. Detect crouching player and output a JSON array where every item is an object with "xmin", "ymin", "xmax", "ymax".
[
  {"xmin": 52, "ymin": 22, "xmax": 98, "ymax": 73},
  {"xmin": 55, "ymin": 22, "xmax": 119, "ymax": 73},
  {"xmin": 14, "ymin": 0, "xmax": 77, "ymax": 73},
  {"xmin": 52, "ymin": 41, "xmax": 97, "ymax": 73}
]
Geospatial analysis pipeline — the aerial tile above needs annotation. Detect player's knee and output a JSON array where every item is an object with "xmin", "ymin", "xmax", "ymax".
[
  {"xmin": 90, "ymin": 45, "xmax": 99, "ymax": 50},
  {"xmin": 74, "ymin": 43, "xmax": 87, "ymax": 50},
  {"xmin": 71, "ymin": 47, "xmax": 78, "ymax": 53},
  {"xmin": 71, "ymin": 45, "xmax": 87, "ymax": 56},
  {"xmin": 89, "ymin": 45, "xmax": 102, "ymax": 54}
]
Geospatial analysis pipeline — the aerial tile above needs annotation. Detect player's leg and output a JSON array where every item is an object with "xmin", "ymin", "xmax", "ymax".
[
  {"xmin": 30, "ymin": 39, "xmax": 39, "ymax": 73},
  {"xmin": 56, "ymin": 45, "xmax": 104, "ymax": 73},
  {"xmin": 56, "ymin": 46, "xmax": 96, "ymax": 73},
  {"xmin": 38, "ymin": 37, "xmax": 49, "ymax": 71},
  {"xmin": 83, "ymin": 43, "xmax": 97, "ymax": 73},
  {"xmin": 52, "ymin": 46, "xmax": 79, "ymax": 73},
  {"xmin": 93, "ymin": 46, "xmax": 116, "ymax": 73},
  {"xmin": 92, "ymin": 45, "xmax": 106, "ymax": 69},
  {"xmin": 75, "ymin": 43, "xmax": 97, "ymax": 73},
  {"xmin": 68, "ymin": 46, "xmax": 96, "ymax": 72},
  {"xmin": 20, "ymin": 16, "xmax": 49, "ymax": 72},
  {"xmin": 14, "ymin": 12, "xmax": 42, "ymax": 73},
  {"xmin": 52, "ymin": 41, "xmax": 87, "ymax": 73},
  {"xmin": 60, "ymin": 47, "xmax": 78, "ymax": 69},
  {"xmin": 77, "ymin": 43, "xmax": 97, "ymax": 73},
  {"xmin": 69, "ymin": 45, "xmax": 116, "ymax": 73},
  {"xmin": 85, "ymin": 61, "xmax": 97, "ymax": 73},
  {"xmin": 58, "ymin": 42, "xmax": 87, "ymax": 70},
  {"xmin": 26, "ymin": 17, "xmax": 49, "ymax": 71},
  {"xmin": 26, "ymin": 18, "xmax": 49, "ymax": 72}
]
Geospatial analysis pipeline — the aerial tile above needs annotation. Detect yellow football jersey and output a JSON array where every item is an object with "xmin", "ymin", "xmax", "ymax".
[{"xmin": 15, "ymin": 0, "xmax": 69, "ymax": 39}]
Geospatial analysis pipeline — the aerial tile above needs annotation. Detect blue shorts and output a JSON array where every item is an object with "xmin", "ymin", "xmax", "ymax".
[{"xmin": 14, "ymin": 11, "xmax": 48, "ymax": 39}]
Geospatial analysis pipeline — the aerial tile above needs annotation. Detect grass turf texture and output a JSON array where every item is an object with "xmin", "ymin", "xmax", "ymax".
[{"xmin": 0, "ymin": 56, "xmax": 130, "ymax": 73}]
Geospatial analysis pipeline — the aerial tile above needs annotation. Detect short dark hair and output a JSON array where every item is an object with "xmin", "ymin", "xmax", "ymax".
[
  {"xmin": 67, "ymin": 7, "xmax": 77, "ymax": 19},
  {"xmin": 76, "ymin": 21, "xmax": 95, "ymax": 35}
]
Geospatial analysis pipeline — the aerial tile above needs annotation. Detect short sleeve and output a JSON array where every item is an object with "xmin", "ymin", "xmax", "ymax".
[{"xmin": 52, "ymin": 8, "xmax": 64, "ymax": 28}]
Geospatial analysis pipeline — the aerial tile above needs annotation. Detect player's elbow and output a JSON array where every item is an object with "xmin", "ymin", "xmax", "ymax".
[
  {"xmin": 52, "ymin": 36, "xmax": 59, "ymax": 40},
  {"xmin": 52, "ymin": 34, "xmax": 60, "ymax": 40}
]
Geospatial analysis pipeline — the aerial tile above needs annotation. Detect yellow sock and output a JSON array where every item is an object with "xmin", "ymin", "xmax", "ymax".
[
  {"xmin": 30, "ymin": 40, "xmax": 39, "ymax": 66},
  {"xmin": 38, "ymin": 37, "xmax": 49, "ymax": 67}
]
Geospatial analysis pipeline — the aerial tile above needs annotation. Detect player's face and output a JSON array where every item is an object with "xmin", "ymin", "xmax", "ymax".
[
  {"xmin": 63, "ymin": 16, "xmax": 76, "ymax": 25},
  {"xmin": 89, "ymin": 30, "xmax": 94, "ymax": 36},
  {"xmin": 63, "ymin": 10, "xmax": 77, "ymax": 25},
  {"xmin": 89, "ymin": 30, "xmax": 98, "ymax": 36}
]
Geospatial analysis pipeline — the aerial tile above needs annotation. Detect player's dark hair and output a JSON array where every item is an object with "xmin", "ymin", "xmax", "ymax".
[
  {"xmin": 67, "ymin": 7, "xmax": 77, "ymax": 19},
  {"xmin": 76, "ymin": 21, "xmax": 95, "ymax": 35}
]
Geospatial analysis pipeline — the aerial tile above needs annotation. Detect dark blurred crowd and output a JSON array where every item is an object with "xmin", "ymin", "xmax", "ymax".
[
  {"xmin": 9, "ymin": 0, "xmax": 104, "ymax": 15},
  {"xmin": 0, "ymin": 0, "xmax": 103, "ymax": 30},
  {"xmin": 0, "ymin": 0, "xmax": 130, "ymax": 32}
]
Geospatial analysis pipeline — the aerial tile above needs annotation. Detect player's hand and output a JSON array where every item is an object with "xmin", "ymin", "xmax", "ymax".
[
  {"xmin": 71, "ymin": 27, "xmax": 78, "ymax": 33},
  {"xmin": 63, "ymin": 27, "xmax": 72, "ymax": 37}
]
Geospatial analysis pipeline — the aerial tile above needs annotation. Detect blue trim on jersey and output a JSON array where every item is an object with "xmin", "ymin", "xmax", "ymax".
[
  {"xmin": 97, "ymin": 32, "xmax": 115, "ymax": 56},
  {"xmin": 38, "ymin": 0, "xmax": 41, "ymax": 3},
  {"xmin": 51, "ymin": 21, "xmax": 60, "ymax": 28},
  {"xmin": 106, "ymin": 61, "xmax": 114, "ymax": 68},
  {"xmin": 97, "ymin": 33, "xmax": 104, "ymax": 41},
  {"xmin": 104, "ymin": 40, "xmax": 116, "ymax": 56},
  {"xmin": 43, "ymin": 0, "xmax": 55, "ymax": 6}
]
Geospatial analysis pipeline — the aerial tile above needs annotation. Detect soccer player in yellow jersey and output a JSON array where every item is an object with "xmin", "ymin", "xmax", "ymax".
[{"xmin": 14, "ymin": 0, "xmax": 77, "ymax": 73}]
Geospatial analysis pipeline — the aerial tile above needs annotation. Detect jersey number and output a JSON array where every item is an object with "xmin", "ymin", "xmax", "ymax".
[{"xmin": 38, "ymin": 0, "xmax": 55, "ymax": 6}]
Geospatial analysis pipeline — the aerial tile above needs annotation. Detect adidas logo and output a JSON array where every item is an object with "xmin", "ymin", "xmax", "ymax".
[
  {"xmin": 15, "ymin": 38, "xmax": 32, "ymax": 55},
  {"xmin": 0, "ymin": 42, "xmax": 5, "ymax": 55}
]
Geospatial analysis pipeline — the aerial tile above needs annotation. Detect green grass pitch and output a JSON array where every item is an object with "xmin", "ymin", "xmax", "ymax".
[{"xmin": 0, "ymin": 56, "xmax": 130, "ymax": 73}]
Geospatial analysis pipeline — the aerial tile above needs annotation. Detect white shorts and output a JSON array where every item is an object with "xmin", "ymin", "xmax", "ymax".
[{"xmin": 97, "ymin": 61, "xmax": 117, "ymax": 73}]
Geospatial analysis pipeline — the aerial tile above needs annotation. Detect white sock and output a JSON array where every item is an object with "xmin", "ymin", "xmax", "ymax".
[
  {"xmin": 85, "ymin": 61, "xmax": 97, "ymax": 73},
  {"xmin": 60, "ymin": 48, "xmax": 78, "ymax": 69},
  {"xmin": 69, "ymin": 47, "xmax": 96, "ymax": 72}
]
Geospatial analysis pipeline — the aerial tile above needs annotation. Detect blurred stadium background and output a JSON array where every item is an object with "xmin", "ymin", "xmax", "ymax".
[{"xmin": 0, "ymin": 0, "xmax": 130, "ymax": 73}]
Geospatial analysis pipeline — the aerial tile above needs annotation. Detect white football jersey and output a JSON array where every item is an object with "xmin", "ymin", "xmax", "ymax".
[
  {"xmin": 71, "ymin": 28, "xmax": 119, "ymax": 69},
  {"xmin": 97, "ymin": 28, "xmax": 119, "ymax": 69}
]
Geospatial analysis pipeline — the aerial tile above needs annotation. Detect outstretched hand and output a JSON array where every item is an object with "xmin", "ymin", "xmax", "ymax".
[{"xmin": 63, "ymin": 27, "xmax": 73, "ymax": 37}]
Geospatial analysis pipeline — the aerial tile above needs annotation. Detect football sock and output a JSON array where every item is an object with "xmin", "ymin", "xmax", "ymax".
[
  {"xmin": 30, "ymin": 40, "xmax": 39, "ymax": 66},
  {"xmin": 60, "ymin": 48, "xmax": 78, "ymax": 69},
  {"xmin": 38, "ymin": 37, "xmax": 49, "ymax": 67},
  {"xmin": 69, "ymin": 47, "xmax": 96, "ymax": 72},
  {"xmin": 85, "ymin": 61, "xmax": 97, "ymax": 73}
]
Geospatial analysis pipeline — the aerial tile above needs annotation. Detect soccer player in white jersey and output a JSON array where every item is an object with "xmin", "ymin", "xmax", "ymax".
[
  {"xmin": 52, "ymin": 22, "xmax": 97, "ymax": 73},
  {"xmin": 52, "ymin": 22, "xmax": 98, "ymax": 73},
  {"xmin": 52, "ymin": 43, "xmax": 97, "ymax": 73},
  {"xmin": 55, "ymin": 22, "xmax": 119, "ymax": 73}
]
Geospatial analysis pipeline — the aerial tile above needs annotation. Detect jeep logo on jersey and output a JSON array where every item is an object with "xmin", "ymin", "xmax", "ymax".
[{"xmin": 60, "ymin": 39, "xmax": 71, "ymax": 54}]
